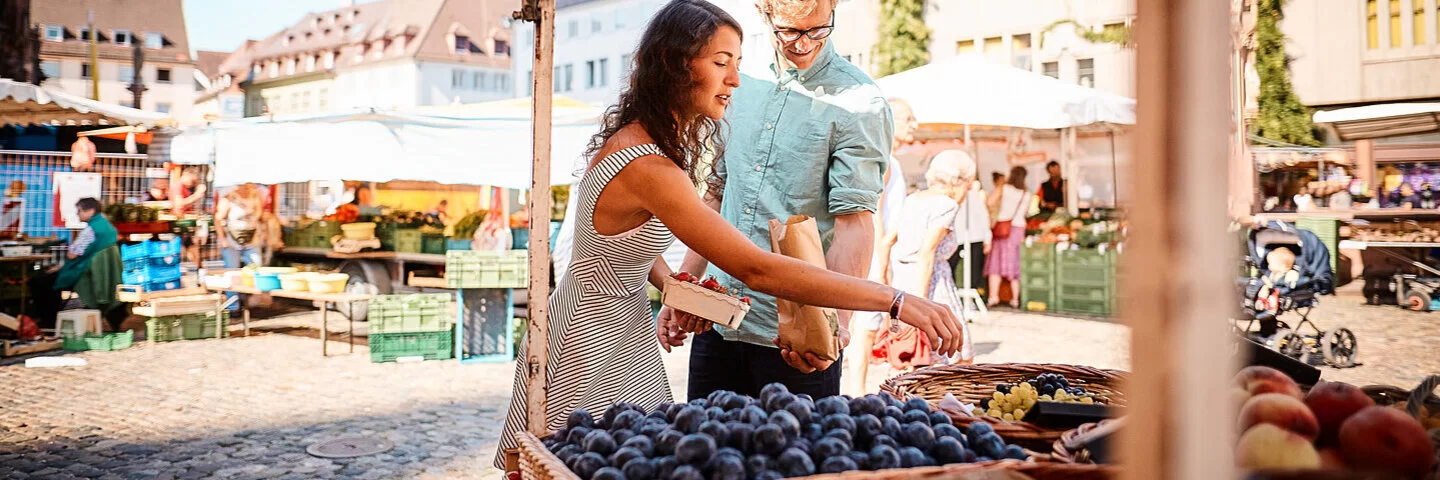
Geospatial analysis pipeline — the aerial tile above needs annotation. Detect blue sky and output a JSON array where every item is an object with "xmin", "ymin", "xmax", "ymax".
[{"xmin": 183, "ymin": 0, "xmax": 358, "ymax": 53}]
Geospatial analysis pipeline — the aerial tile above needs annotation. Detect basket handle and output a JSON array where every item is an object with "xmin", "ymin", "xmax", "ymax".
[{"xmin": 1405, "ymin": 374, "xmax": 1439, "ymax": 420}]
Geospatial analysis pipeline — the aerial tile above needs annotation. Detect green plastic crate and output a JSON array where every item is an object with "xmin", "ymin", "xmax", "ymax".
[
  {"xmin": 370, "ymin": 330, "xmax": 454, "ymax": 363},
  {"xmin": 1058, "ymin": 265, "xmax": 1112, "ymax": 286},
  {"xmin": 391, "ymin": 229, "xmax": 422, "ymax": 253},
  {"xmin": 422, "ymin": 234, "xmax": 447, "ymax": 254},
  {"xmin": 146, "ymin": 317, "xmax": 182, "ymax": 342},
  {"xmin": 1057, "ymin": 249, "xmax": 1115, "ymax": 268},
  {"xmin": 181, "ymin": 311, "xmax": 230, "ymax": 340},
  {"xmin": 446, "ymin": 251, "xmax": 528, "ymax": 288},
  {"xmin": 1057, "ymin": 296, "xmax": 1111, "ymax": 316},
  {"xmin": 1021, "ymin": 286, "xmax": 1055, "ymax": 312},
  {"xmin": 1059, "ymin": 283, "xmax": 1110, "ymax": 301},
  {"xmin": 1023, "ymin": 243, "xmax": 1056, "ymax": 259},
  {"xmin": 1022, "ymin": 272, "xmax": 1054, "ymax": 289},
  {"xmin": 63, "ymin": 330, "xmax": 134, "ymax": 351}
]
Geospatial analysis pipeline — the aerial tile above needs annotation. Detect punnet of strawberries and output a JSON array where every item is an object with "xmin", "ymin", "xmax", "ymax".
[{"xmin": 670, "ymin": 272, "xmax": 752, "ymax": 305}]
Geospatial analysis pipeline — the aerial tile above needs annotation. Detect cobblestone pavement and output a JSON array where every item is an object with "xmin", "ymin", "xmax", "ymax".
[{"xmin": 0, "ymin": 285, "xmax": 1432, "ymax": 479}]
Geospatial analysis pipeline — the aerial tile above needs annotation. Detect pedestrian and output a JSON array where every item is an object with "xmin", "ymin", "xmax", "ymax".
[
  {"xmin": 215, "ymin": 183, "xmax": 265, "ymax": 268},
  {"xmin": 1039, "ymin": 160, "xmax": 1065, "ymax": 215},
  {"xmin": 143, "ymin": 177, "xmax": 169, "ymax": 202},
  {"xmin": 872, "ymin": 150, "xmax": 978, "ymax": 369},
  {"xmin": 28, "ymin": 198, "xmax": 120, "ymax": 329},
  {"xmin": 987, "ymin": 171, "xmax": 1007, "ymax": 219},
  {"xmin": 844, "ymin": 96, "xmax": 914, "ymax": 396},
  {"xmin": 494, "ymin": 0, "xmax": 963, "ymax": 468},
  {"xmin": 661, "ymin": 0, "xmax": 897, "ymax": 401},
  {"xmin": 986, "ymin": 166, "xmax": 1033, "ymax": 308},
  {"xmin": 947, "ymin": 163, "xmax": 993, "ymax": 298}
]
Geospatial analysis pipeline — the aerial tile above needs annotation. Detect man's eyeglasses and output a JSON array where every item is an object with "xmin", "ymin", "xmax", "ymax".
[{"xmin": 771, "ymin": 12, "xmax": 835, "ymax": 43}]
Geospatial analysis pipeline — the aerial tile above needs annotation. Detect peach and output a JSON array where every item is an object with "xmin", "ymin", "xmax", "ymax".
[
  {"xmin": 1338, "ymin": 406, "xmax": 1436, "ymax": 476},
  {"xmin": 1303, "ymin": 381, "xmax": 1374, "ymax": 446},
  {"xmin": 1233, "ymin": 366, "xmax": 1303, "ymax": 399},
  {"xmin": 1235, "ymin": 423, "xmax": 1321, "ymax": 469},
  {"xmin": 1316, "ymin": 448, "xmax": 1346, "ymax": 469},
  {"xmin": 1239, "ymin": 393, "xmax": 1320, "ymax": 440}
]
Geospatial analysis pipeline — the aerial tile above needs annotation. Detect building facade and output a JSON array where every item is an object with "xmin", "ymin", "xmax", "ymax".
[
  {"xmin": 240, "ymin": 0, "xmax": 517, "ymax": 118},
  {"xmin": 31, "ymin": 0, "xmax": 198, "ymax": 120},
  {"xmin": 1282, "ymin": 0, "xmax": 1440, "ymax": 108}
]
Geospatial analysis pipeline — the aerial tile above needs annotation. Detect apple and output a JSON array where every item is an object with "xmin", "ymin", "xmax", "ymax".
[
  {"xmin": 1303, "ymin": 381, "xmax": 1375, "ymax": 446},
  {"xmin": 1235, "ymin": 423, "xmax": 1321, "ymax": 469},
  {"xmin": 1238, "ymin": 393, "xmax": 1320, "ymax": 440},
  {"xmin": 1233, "ymin": 366, "xmax": 1303, "ymax": 399},
  {"xmin": 1338, "ymin": 406, "xmax": 1436, "ymax": 476}
]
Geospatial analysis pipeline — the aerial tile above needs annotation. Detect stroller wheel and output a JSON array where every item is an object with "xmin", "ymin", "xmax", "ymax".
[
  {"xmin": 1273, "ymin": 329, "xmax": 1309, "ymax": 362},
  {"xmin": 1320, "ymin": 328, "xmax": 1358, "ymax": 368},
  {"xmin": 1404, "ymin": 289, "xmax": 1431, "ymax": 311}
]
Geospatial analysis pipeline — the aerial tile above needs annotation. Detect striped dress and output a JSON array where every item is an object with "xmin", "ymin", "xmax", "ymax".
[{"xmin": 494, "ymin": 144, "xmax": 675, "ymax": 468}]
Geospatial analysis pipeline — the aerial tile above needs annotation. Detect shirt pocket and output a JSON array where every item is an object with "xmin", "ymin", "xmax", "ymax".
[{"xmin": 779, "ymin": 122, "xmax": 835, "ymax": 211}]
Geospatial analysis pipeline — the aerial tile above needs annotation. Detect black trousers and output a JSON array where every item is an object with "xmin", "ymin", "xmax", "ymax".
[
  {"xmin": 26, "ymin": 270, "xmax": 62, "ymax": 330},
  {"xmin": 948, "ymin": 241, "xmax": 988, "ymax": 293},
  {"xmin": 686, "ymin": 330, "xmax": 843, "ymax": 401}
]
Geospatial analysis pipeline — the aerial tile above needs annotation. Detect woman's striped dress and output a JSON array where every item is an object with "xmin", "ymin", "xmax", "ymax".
[{"xmin": 494, "ymin": 144, "xmax": 676, "ymax": 468}]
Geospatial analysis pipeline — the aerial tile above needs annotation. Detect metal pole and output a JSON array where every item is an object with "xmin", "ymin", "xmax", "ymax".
[
  {"xmin": 516, "ymin": 0, "xmax": 555, "ymax": 438},
  {"xmin": 88, "ymin": 9, "xmax": 99, "ymax": 101}
]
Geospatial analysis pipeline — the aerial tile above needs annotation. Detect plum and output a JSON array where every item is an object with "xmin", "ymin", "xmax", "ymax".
[
  {"xmin": 822, "ymin": 413, "xmax": 856, "ymax": 434},
  {"xmin": 555, "ymin": 444, "xmax": 582, "ymax": 463},
  {"xmin": 567, "ymin": 426, "xmax": 592, "ymax": 446},
  {"xmin": 753, "ymin": 471, "xmax": 784, "ymax": 480},
  {"xmin": 904, "ymin": 397, "xmax": 932, "ymax": 413},
  {"xmin": 871, "ymin": 434, "xmax": 900, "ymax": 450},
  {"xmin": 929, "ymin": 412, "xmax": 953, "ymax": 426},
  {"xmin": 767, "ymin": 410, "xmax": 801, "ymax": 439},
  {"xmin": 777, "ymin": 447, "xmax": 816, "ymax": 477},
  {"xmin": 880, "ymin": 392, "xmax": 905, "ymax": 409},
  {"xmin": 765, "ymin": 392, "xmax": 797, "ymax": 413},
  {"xmin": 901, "ymin": 421, "xmax": 936, "ymax": 452},
  {"xmin": 621, "ymin": 457, "xmax": 655, "ymax": 480},
  {"xmin": 869, "ymin": 444, "xmax": 902, "ymax": 470},
  {"xmin": 708, "ymin": 454, "xmax": 746, "ymax": 480},
  {"xmin": 666, "ymin": 403, "xmax": 686, "ymax": 422},
  {"xmin": 611, "ymin": 430, "xmax": 633, "ymax": 446},
  {"xmin": 572, "ymin": 452, "xmax": 607, "ymax": 479},
  {"xmin": 1002, "ymin": 444, "xmax": 1028, "ymax": 460},
  {"xmin": 568, "ymin": 408, "xmax": 596, "ymax": 430},
  {"xmin": 721, "ymin": 393, "xmax": 748, "ymax": 411},
  {"xmin": 675, "ymin": 433, "xmax": 716, "ymax": 465},
  {"xmin": 583, "ymin": 430, "xmax": 617, "ymax": 456},
  {"xmin": 609, "ymin": 446, "xmax": 645, "ymax": 468},
  {"xmin": 724, "ymin": 422, "xmax": 754, "ymax": 451},
  {"xmin": 673, "ymin": 406, "xmax": 706, "ymax": 434},
  {"xmin": 706, "ymin": 390, "xmax": 730, "ymax": 406},
  {"xmin": 759, "ymin": 383, "xmax": 790, "ymax": 406},
  {"xmin": 933, "ymin": 423, "xmax": 964, "ymax": 442},
  {"xmin": 847, "ymin": 450, "xmax": 871, "ymax": 470},
  {"xmin": 610, "ymin": 410, "xmax": 643, "ymax": 432},
  {"xmin": 784, "ymin": 399, "xmax": 814, "ymax": 424},
  {"xmin": 620, "ymin": 435, "xmax": 654, "ymax": 457},
  {"xmin": 655, "ymin": 430, "xmax": 683, "ymax": 456},
  {"xmin": 802, "ymin": 421, "xmax": 824, "ymax": 441},
  {"xmin": 932, "ymin": 437, "xmax": 966, "ymax": 464},
  {"xmin": 823, "ymin": 428, "xmax": 853, "ymax": 446},
  {"xmin": 883, "ymin": 405, "xmax": 906, "ymax": 420},
  {"xmin": 966, "ymin": 423, "xmax": 994, "ymax": 446},
  {"xmin": 881, "ymin": 416, "xmax": 903, "ymax": 439},
  {"xmin": 638, "ymin": 422, "xmax": 666, "ymax": 439},
  {"xmin": 670, "ymin": 465, "xmax": 704, "ymax": 480},
  {"xmin": 899, "ymin": 446, "xmax": 933, "ymax": 468},
  {"xmin": 820, "ymin": 456, "xmax": 859, "ymax": 474},
  {"xmin": 739, "ymin": 405, "xmax": 769, "ymax": 426},
  {"xmin": 788, "ymin": 438, "xmax": 812, "ymax": 453},
  {"xmin": 591, "ymin": 466, "xmax": 624, "ymax": 480},
  {"xmin": 704, "ymin": 406, "xmax": 726, "ymax": 422},
  {"xmin": 688, "ymin": 398, "xmax": 708, "ymax": 408},
  {"xmin": 815, "ymin": 396, "xmax": 851, "ymax": 416},
  {"xmin": 652, "ymin": 456, "xmax": 679, "ymax": 479},
  {"xmin": 698, "ymin": 420, "xmax": 729, "ymax": 441},
  {"xmin": 752, "ymin": 423, "xmax": 787, "ymax": 455},
  {"xmin": 973, "ymin": 433, "xmax": 1005, "ymax": 459},
  {"xmin": 745, "ymin": 454, "xmax": 772, "ymax": 477},
  {"xmin": 811, "ymin": 436, "xmax": 851, "ymax": 464},
  {"xmin": 716, "ymin": 446, "xmax": 744, "ymax": 461},
  {"xmin": 903, "ymin": 409, "xmax": 932, "ymax": 426}
]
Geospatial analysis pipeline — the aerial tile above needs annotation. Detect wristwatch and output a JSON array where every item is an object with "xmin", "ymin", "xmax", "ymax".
[{"xmin": 888, "ymin": 289, "xmax": 904, "ymax": 333}]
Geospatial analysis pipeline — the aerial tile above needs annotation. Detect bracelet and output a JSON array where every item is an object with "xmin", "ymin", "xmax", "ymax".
[{"xmin": 888, "ymin": 289, "xmax": 905, "ymax": 333}]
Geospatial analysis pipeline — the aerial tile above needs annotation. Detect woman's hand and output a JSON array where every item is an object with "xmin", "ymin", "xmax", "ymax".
[
  {"xmin": 983, "ymin": 242, "xmax": 992, "ymax": 254},
  {"xmin": 654, "ymin": 306, "xmax": 688, "ymax": 352},
  {"xmin": 897, "ymin": 293, "xmax": 965, "ymax": 357}
]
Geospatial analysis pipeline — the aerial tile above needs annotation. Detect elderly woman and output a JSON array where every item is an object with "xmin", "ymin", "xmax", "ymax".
[{"xmin": 873, "ymin": 150, "xmax": 978, "ymax": 368}]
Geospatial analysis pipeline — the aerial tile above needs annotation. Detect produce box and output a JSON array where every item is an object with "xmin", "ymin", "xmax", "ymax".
[
  {"xmin": 369, "ymin": 329, "xmax": 453, "ymax": 363},
  {"xmin": 446, "ymin": 250, "xmax": 528, "ymax": 289},
  {"xmin": 421, "ymin": 233, "xmax": 446, "ymax": 254},
  {"xmin": 369, "ymin": 293, "xmax": 455, "ymax": 334},
  {"xmin": 660, "ymin": 274, "xmax": 750, "ymax": 329},
  {"xmin": 62, "ymin": 330, "xmax": 134, "ymax": 351},
  {"xmin": 392, "ymin": 229, "xmax": 422, "ymax": 253},
  {"xmin": 145, "ymin": 312, "xmax": 229, "ymax": 342}
]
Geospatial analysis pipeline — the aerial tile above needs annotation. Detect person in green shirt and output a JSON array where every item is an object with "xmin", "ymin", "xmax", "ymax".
[{"xmin": 29, "ymin": 197, "xmax": 119, "ymax": 329}]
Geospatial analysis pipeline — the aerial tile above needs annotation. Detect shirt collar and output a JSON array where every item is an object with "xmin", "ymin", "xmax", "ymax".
[{"xmin": 770, "ymin": 42, "xmax": 837, "ymax": 85}]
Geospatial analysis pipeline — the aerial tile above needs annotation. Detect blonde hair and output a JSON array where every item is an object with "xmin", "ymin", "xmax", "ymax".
[
  {"xmin": 757, "ymin": 0, "xmax": 834, "ymax": 21},
  {"xmin": 1266, "ymin": 247, "xmax": 1296, "ymax": 269},
  {"xmin": 925, "ymin": 150, "xmax": 977, "ymax": 190}
]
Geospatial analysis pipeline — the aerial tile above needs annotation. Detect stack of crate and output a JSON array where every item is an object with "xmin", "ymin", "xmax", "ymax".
[
  {"xmin": 1020, "ymin": 243, "xmax": 1057, "ymax": 312},
  {"xmin": 1294, "ymin": 217, "xmax": 1339, "ymax": 272},
  {"xmin": 287, "ymin": 221, "xmax": 342, "ymax": 248},
  {"xmin": 445, "ymin": 250, "xmax": 528, "ymax": 289},
  {"xmin": 120, "ymin": 238, "xmax": 184, "ymax": 292},
  {"xmin": 146, "ymin": 310, "xmax": 230, "ymax": 342},
  {"xmin": 1056, "ymin": 248, "xmax": 1119, "ymax": 316},
  {"xmin": 367, "ymin": 293, "xmax": 455, "ymax": 362}
]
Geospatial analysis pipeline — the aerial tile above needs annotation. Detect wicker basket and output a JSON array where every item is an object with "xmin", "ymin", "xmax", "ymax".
[
  {"xmin": 881, "ymin": 363, "xmax": 1128, "ymax": 451},
  {"xmin": 517, "ymin": 432, "xmax": 578, "ymax": 480},
  {"xmin": 1049, "ymin": 420, "xmax": 1118, "ymax": 464}
]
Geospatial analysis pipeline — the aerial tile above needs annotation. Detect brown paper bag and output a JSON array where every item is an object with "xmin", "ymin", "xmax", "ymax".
[{"xmin": 768, "ymin": 215, "xmax": 841, "ymax": 365}]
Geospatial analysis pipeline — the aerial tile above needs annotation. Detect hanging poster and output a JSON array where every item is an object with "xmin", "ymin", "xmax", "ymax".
[{"xmin": 52, "ymin": 172, "xmax": 102, "ymax": 229}]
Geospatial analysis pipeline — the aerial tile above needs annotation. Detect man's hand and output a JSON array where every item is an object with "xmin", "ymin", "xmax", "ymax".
[
  {"xmin": 772, "ymin": 336, "xmax": 842, "ymax": 374},
  {"xmin": 655, "ymin": 306, "xmax": 688, "ymax": 352},
  {"xmin": 675, "ymin": 309, "xmax": 712, "ymax": 334}
]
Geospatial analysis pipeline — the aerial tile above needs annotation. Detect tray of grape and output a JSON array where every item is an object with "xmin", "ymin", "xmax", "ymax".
[{"xmin": 881, "ymin": 363, "xmax": 1128, "ymax": 451}]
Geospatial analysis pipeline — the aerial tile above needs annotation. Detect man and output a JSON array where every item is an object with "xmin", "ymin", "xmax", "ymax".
[
  {"xmin": 170, "ymin": 167, "xmax": 207, "ymax": 265},
  {"xmin": 1039, "ymin": 160, "xmax": 1065, "ymax": 215},
  {"xmin": 842, "ymin": 97, "xmax": 914, "ymax": 396},
  {"xmin": 659, "ymin": 0, "xmax": 893, "ymax": 400},
  {"xmin": 28, "ymin": 198, "xmax": 121, "ymax": 330},
  {"xmin": 143, "ymin": 177, "xmax": 169, "ymax": 202}
]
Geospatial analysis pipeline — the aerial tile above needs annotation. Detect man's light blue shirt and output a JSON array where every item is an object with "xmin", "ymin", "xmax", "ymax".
[{"xmin": 709, "ymin": 43, "xmax": 894, "ymax": 347}]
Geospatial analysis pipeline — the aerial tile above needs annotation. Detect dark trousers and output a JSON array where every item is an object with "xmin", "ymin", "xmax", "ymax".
[
  {"xmin": 948, "ymin": 241, "xmax": 988, "ymax": 293},
  {"xmin": 687, "ymin": 330, "xmax": 843, "ymax": 401},
  {"xmin": 26, "ymin": 270, "xmax": 62, "ymax": 330}
]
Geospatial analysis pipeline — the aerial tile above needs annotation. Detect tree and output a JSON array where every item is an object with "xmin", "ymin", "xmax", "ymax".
[
  {"xmin": 1252, "ymin": 0, "xmax": 1320, "ymax": 146},
  {"xmin": 0, "ymin": 0, "xmax": 44, "ymax": 84},
  {"xmin": 1040, "ymin": 19, "xmax": 1133, "ymax": 48},
  {"xmin": 872, "ymin": 0, "xmax": 930, "ymax": 77}
]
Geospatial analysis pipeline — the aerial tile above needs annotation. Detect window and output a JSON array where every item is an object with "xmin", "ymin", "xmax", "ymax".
[
  {"xmin": 474, "ymin": 71, "xmax": 485, "ymax": 89},
  {"xmin": 564, "ymin": 64, "xmax": 573, "ymax": 92},
  {"xmin": 113, "ymin": 29, "xmax": 131, "ymax": 46},
  {"xmin": 1390, "ymin": 0, "xmax": 1402, "ymax": 47},
  {"xmin": 285, "ymin": 58, "xmax": 296, "ymax": 75},
  {"xmin": 268, "ymin": 61, "xmax": 278, "ymax": 77},
  {"xmin": 498, "ymin": 73, "xmax": 507, "ymax": 91},
  {"xmin": 592, "ymin": 14, "xmax": 603, "ymax": 33},
  {"xmin": 1367, "ymin": 0, "xmax": 1379, "ymax": 49},
  {"xmin": 456, "ymin": 35, "xmax": 472, "ymax": 54},
  {"xmin": 302, "ymin": 91, "xmax": 311, "ymax": 111},
  {"xmin": 119, "ymin": 65, "xmax": 134, "ymax": 83},
  {"xmin": 157, "ymin": 68, "xmax": 172, "ymax": 83},
  {"xmin": 452, "ymin": 69, "xmax": 465, "ymax": 88},
  {"xmin": 304, "ymin": 55, "xmax": 316, "ymax": 72},
  {"xmin": 621, "ymin": 54, "xmax": 633, "ymax": 79},
  {"xmin": 586, "ymin": 60, "xmax": 596, "ymax": 88},
  {"xmin": 324, "ymin": 51, "xmax": 335, "ymax": 68},
  {"xmin": 1415, "ymin": 0, "xmax": 1427, "ymax": 45},
  {"xmin": 982, "ymin": 36, "xmax": 1002, "ymax": 52},
  {"xmin": 956, "ymin": 39, "xmax": 975, "ymax": 55},
  {"xmin": 1077, "ymin": 58, "xmax": 1095, "ymax": 87},
  {"xmin": 527, "ymin": 70, "xmax": 534, "ymax": 95},
  {"xmin": 615, "ymin": 9, "xmax": 628, "ymax": 28},
  {"xmin": 553, "ymin": 66, "xmax": 561, "ymax": 92},
  {"xmin": 283, "ymin": 35, "xmax": 292, "ymax": 47},
  {"xmin": 597, "ymin": 58, "xmax": 608, "ymax": 87},
  {"xmin": 145, "ymin": 32, "xmax": 163, "ymax": 49},
  {"xmin": 1042, "ymin": 61, "xmax": 1059, "ymax": 79},
  {"xmin": 81, "ymin": 63, "xmax": 91, "ymax": 79},
  {"xmin": 494, "ymin": 39, "xmax": 509, "ymax": 56},
  {"xmin": 78, "ymin": 27, "xmax": 92, "ymax": 42},
  {"xmin": 318, "ymin": 89, "xmax": 329, "ymax": 109},
  {"xmin": 156, "ymin": 102, "xmax": 171, "ymax": 114},
  {"xmin": 39, "ymin": 61, "xmax": 59, "ymax": 79},
  {"xmin": 1102, "ymin": 22, "xmax": 1126, "ymax": 41},
  {"xmin": 1012, "ymin": 34, "xmax": 1032, "ymax": 70},
  {"xmin": 44, "ymin": 25, "xmax": 63, "ymax": 41},
  {"xmin": 569, "ymin": 20, "xmax": 579, "ymax": 38}
]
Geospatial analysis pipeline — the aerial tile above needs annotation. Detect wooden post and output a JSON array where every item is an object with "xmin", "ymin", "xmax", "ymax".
[
  {"xmin": 1122, "ymin": 0, "xmax": 1238, "ymax": 479},
  {"xmin": 517, "ymin": 0, "xmax": 556, "ymax": 438},
  {"xmin": 1355, "ymin": 139, "xmax": 1375, "ymax": 196}
]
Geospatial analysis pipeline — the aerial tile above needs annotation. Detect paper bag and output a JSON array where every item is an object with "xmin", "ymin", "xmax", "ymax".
[{"xmin": 768, "ymin": 215, "xmax": 841, "ymax": 365}]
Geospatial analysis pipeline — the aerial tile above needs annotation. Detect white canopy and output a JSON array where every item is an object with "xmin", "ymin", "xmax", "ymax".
[
  {"xmin": 169, "ymin": 98, "xmax": 603, "ymax": 189},
  {"xmin": 874, "ymin": 55, "xmax": 1136, "ymax": 129},
  {"xmin": 0, "ymin": 78, "xmax": 172, "ymax": 126},
  {"xmin": 1312, "ymin": 102, "xmax": 1440, "ymax": 141}
]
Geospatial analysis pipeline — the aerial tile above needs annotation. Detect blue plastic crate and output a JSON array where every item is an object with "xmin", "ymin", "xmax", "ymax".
[
  {"xmin": 120, "ymin": 242, "xmax": 149, "ymax": 260},
  {"xmin": 123, "ymin": 264, "xmax": 181, "ymax": 285},
  {"xmin": 147, "ymin": 238, "xmax": 182, "ymax": 257},
  {"xmin": 123, "ymin": 257, "xmax": 148, "ymax": 272},
  {"xmin": 143, "ymin": 279, "xmax": 182, "ymax": 292},
  {"xmin": 149, "ymin": 253, "xmax": 181, "ymax": 266}
]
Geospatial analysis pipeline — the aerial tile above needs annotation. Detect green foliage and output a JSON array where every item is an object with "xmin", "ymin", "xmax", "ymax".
[
  {"xmin": 1040, "ymin": 19, "xmax": 1132, "ymax": 47},
  {"xmin": 1252, "ymin": 0, "xmax": 1321, "ymax": 146},
  {"xmin": 873, "ymin": 0, "xmax": 931, "ymax": 77}
]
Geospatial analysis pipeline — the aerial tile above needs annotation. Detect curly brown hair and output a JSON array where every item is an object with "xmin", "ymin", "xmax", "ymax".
[{"xmin": 584, "ymin": 0, "xmax": 740, "ymax": 194}]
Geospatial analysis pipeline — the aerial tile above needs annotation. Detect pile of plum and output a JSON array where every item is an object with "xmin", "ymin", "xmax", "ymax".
[{"xmin": 543, "ymin": 383, "xmax": 1030, "ymax": 480}]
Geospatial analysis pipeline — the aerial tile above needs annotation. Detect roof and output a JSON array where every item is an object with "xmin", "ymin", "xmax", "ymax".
[
  {"xmin": 195, "ymin": 51, "xmax": 228, "ymax": 79},
  {"xmin": 31, "ymin": 0, "xmax": 194, "ymax": 65},
  {"xmin": 0, "ymin": 78, "xmax": 172, "ymax": 126},
  {"xmin": 1313, "ymin": 102, "xmax": 1440, "ymax": 141}
]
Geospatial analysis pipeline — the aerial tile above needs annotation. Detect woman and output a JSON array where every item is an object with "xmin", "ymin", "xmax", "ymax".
[
  {"xmin": 472, "ymin": 208, "xmax": 512, "ymax": 251},
  {"xmin": 873, "ymin": 150, "xmax": 978, "ymax": 368},
  {"xmin": 494, "ymin": 0, "xmax": 964, "ymax": 467},
  {"xmin": 215, "ymin": 183, "xmax": 265, "ymax": 268},
  {"xmin": 987, "ymin": 171, "xmax": 1007, "ymax": 219},
  {"xmin": 986, "ymin": 166, "xmax": 1032, "ymax": 308}
]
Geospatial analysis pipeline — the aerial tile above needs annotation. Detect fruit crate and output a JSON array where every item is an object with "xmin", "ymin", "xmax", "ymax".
[
  {"xmin": 369, "ymin": 293, "xmax": 454, "ymax": 334},
  {"xmin": 446, "ymin": 250, "xmax": 528, "ymax": 289},
  {"xmin": 146, "ymin": 313, "xmax": 229, "ymax": 342},
  {"xmin": 391, "ymin": 229, "xmax": 422, "ymax": 253},
  {"xmin": 120, "ymin": 242, "xmax": 150, "ymax": 260},
  {"xmin": 1056, "ymin": 249, "xmax": 1115, "ymax": 268},
  {"xmin": 1056, "ymin": 296, "xmax": 1111, "ymax": 316},
  {"xmin": 1058, "ymin": 284, "xmax": 1109, "ymax": 302},
  {"xmin": 62, "ymin": 330, "xmax": 134, "ymax": 351},
  {"xmin": 122, "ymin": 264, "xmax": 182, "ymax": 285},
  {"xmin": 369, "ymin": 329, "xmax": 453, "ymax": 363},
  {"xmin": 1020, "ymin": 285, "xmax": 1055, "ymax": 312},
  {"xmin": 421, "ymin": 234, "xmax": 447, "ymax": 254},
  {"xmin": 145, "ymin": 317, "xmax": 182, "ymax": 342},
  {"xmin": 147, "ymin": 237, "xmax": 182, "ymax": 257}
]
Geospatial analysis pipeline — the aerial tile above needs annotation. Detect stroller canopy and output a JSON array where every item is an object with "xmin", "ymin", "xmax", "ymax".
[{"xmin": 1249, "ymin": 221, "xmax": 1335, "ymax": 295}]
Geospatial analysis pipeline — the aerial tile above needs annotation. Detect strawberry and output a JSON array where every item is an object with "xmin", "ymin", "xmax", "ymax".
[
  {"xmin": 740, "ymin": 298, "xmax": 751, "ymax": 305},
  {"xmin": 672, "ymin": 272, "xmax": 694, "ymax": 282},
  {"xmin": 700, "ymin": 277, "xmax": 721, "ymax": 290}
]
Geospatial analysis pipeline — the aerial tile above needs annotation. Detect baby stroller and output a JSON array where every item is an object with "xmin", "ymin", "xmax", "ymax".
[{"xmin": 1237, "ymin": 220, "xmax": 1358, "ymax": 368}]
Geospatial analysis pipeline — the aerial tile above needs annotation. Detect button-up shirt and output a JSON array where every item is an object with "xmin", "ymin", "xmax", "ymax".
[{"xmin": 710, "ymin": 43, "xmax": 894, "ymax": 347}]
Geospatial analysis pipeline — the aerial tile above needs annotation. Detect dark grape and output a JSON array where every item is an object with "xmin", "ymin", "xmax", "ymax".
[
  {"xmin": 902, "ymin": 409, "xmax": 931, "ymax": 426},
  {"xmin": 608, "ymin": 447, "xmax": 644, "ymax": 468},
  {"xmin": 705, "ymin": 406, "xmax": 726, "ymax": 422},
  {"xmin": 1003, "ymin": 444, "xmax": 1028, "ymax": 460},
  {"xmin": 752, "ymin": 423, "xmax": 787, "ymax": 455},
  {"xmin": 904, "ymin": 397, "xmax": 931, "ymax": 413},
  {"xmin": 883, "ymin": 405, "xmax": 905, "ymax": 420},
  {"xmin": 881, "ymin": 415, "xmax": 903, "ymax": 439},
  {"xmin": 995, "ymin": 384, "xmax": 1012, "ymax": 394},
  {"xmin": 745, "ymin": 454, "xmax": 772, "ymax": 477},
  {"xmin": 848, "ymin": 451, "xmax": 871, "ymax": 470},
  {"xmin": 871, "ymin": 434, "xmax": 899, "ymax": 450},
  {"xmin": 674, "ymin": 433, "xmax": 716, "ymax": 465},
  {"xmin": 776, "ymin": 448, "xmax": 816, "ymax": 477},
  {"xmin": 901, "ymin": 421, "xmax": 936, "ymax": 452},
  {"xmin": 820, "ymin": 456, "xmax": 859, "ymax": 473},
  {"xmin": 823, "ymin": 428, "xmax": 853, "ymax": 446},
  {"xmin": 610, "ymin": 410, "xmax": 643, "ymax": 432},
  {"xmin": 724, "ymin": 422, "xmax": 754, "ymax": 451},
  {"xmin": 709, "ymin": 454, "xmax": 746, "ymax": 480},
  {"xmin": 583, "ymin": 430, "xmax": 617, "ymax": 456},
  {"xmin": 655, "ymin": 430, "xmax": 683, "ymax": 456},
  {"xmin": 571, "ymin": 452, "xmax": 607, "ymax": 479},
  {"xmin": 898, "ymin": 446, "xmax": 933, "ymax": 468},
  {"xmin": 567, "ymin": 426, "xmax": 592, "ymax": 446},
  {"xmin": 670, "ymin": 465, "xmax": 704, "ymax": 480},
  {"xmin": 784, "ymin": 399, "xmax": 814, "ymax": 424},
  {"xmin": 853, "ymin": 414, "xmax": 883, "ymax": 444},
  {"xmin": 929, "ymin": 412, "xmax": 953, "ymax": 426},
  {"xmin": 673, "ymin": 406, "xmax": 706, "ymax": 434},
  {"xmin": 811, "ymin": 436, "xmax": 850, "ymax": 463},
  {"xmin": 815, "ymin": 395, "xmax": 851, "ymax": 416},
  {"xmin": 767, "ymin": 410, "xmax": 801, "ymax": 439},
  {"xmin": 620, "ymin": 435, "xmax": 653, "ymax": 457},
  {"xmin": 932, "ymin": 437, "xmax": 966, "ymax": 464},
  {"xmin": 821, "ymin": 413, "xmax": 856, "ymax": 434},
  {"xmin": 868, "ymin": 444, "xmax": 901, "ymax": 470},
  {"xmin": 698, "ymin": 420, "xmax": 728, "ymax": 441},
  {"xmin": 621, "ymin": 457, "xmax": 654, "ymax": 480},
  {"xmin": 933, "ymin": 423, "xmax": 964, "ymax": 442},
  {"xmin": 652, "ymin": 456, "xmax": 679, "ymax": 479},
  {"xmin": 555, "ymin": 444, "xmax": 582, "ymax": 463}
]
